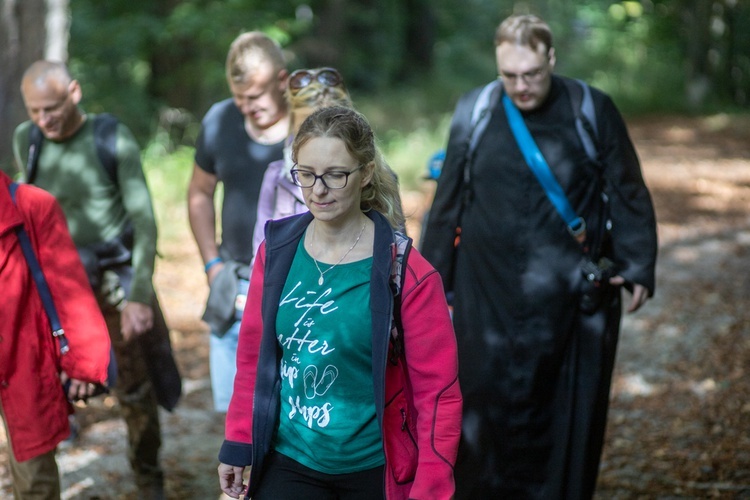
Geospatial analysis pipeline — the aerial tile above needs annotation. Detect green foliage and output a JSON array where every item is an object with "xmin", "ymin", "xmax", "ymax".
[
  {"xmin": 378, "ymin": 116, "xmax": 451, "ymax": 191},
  {"xmin": 68, "ymin": 0, "xmax": 749, "ymax": 154},
  {"xmin": 69, "ymin": 0, "xmax": 302, "ymax": 142},
  {"xmin": 141, "ymin": 144, "xmax": 194, "ymax": 239},
  {"xmin": 558, "ymin": 1, "xmax": 684, "ymax": 113},
  {"xmin": 355, "ymin": 81, "xmax": 456, "ymax": 190},
  {"xmin": 63, "ymin": 0, "xmax": 749, "ymax": 247}
]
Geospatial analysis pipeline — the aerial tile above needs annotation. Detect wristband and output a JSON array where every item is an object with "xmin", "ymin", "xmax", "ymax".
[{"xmin": 204, "ymin": 257, "xmax": 223, "ymax": 273}]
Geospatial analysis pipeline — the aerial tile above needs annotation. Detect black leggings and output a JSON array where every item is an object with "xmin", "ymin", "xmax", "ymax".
[{"xmin": 253, "ymin": 452, "xmax": 385, "ymax": 499}]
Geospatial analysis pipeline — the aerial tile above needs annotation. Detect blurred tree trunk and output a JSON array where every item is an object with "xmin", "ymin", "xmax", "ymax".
[
  {"xmin": 147, "ymin": 0, "xmax": 190, "ymax": 109},
  {"xmin": 719, "ymin": 0, "xmax": 748, "ymax": 105},
  {"xmin": 46, "ymin": 0, "xmax": 69, "ymax": 61},
  {"xmin": 681, "ymin": 0, "xmax": 713, "ymax": 108},
  {"xmin": 0, "ymin": 0, "xmax": 67, "ymax": 175},
  {"xmin": 681, "ymin": 0, "xmax": 749, "ymax": 107},
  {"xmin": 0, "ymin": 0, "xmax": 43, "ymax": 174},
  {"xmin": 294, "ymin": 0, "xmax": 436, "ymax": 88},
  {"xmin": 402, "ymin": 0, "xmax": 435, "ymax": 76}
]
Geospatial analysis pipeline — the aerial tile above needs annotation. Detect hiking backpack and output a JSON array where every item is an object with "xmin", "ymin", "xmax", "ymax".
[
  {"xmin": 26, "ymin": 113, "xmax": 120, "ymax": 185},
  {"xmin": 465, "ymin": 78, "xmax": 600, "ymax": 169}
]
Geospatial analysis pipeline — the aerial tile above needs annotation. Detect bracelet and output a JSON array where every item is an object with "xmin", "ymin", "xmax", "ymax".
[{"xmin": 204, "ymin": 257, "xmax": 223, "ymax": 273}]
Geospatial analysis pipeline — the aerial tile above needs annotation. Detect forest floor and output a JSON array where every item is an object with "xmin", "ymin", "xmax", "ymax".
[{"xmin": 1, "ymin": 114, "xmax": 750, "ymax": 499}]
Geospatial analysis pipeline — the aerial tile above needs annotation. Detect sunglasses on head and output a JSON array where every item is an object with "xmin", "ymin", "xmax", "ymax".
[{"xmin": 288, "ymin": 68, "xmax": 344, "ymax": 92}]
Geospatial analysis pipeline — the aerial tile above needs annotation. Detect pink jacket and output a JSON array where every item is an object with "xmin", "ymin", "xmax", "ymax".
[
  {"xmin": 220, "ymin": 211, "xmax": 462, "ymax": 499},
  {"xmin": 0, "ymin": 172, "xmax": 111, "ymax": 461}
]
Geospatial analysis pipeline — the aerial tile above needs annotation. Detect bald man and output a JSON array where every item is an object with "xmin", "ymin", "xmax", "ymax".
[{"xmin": 12, "ymin": 60, "xmax": 169, "ymax": 500}]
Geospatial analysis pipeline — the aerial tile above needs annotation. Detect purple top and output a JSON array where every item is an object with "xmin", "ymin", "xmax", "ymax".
[{"xmin": 252, "ymin": 158, "xmax": 307, "ymax": 256}]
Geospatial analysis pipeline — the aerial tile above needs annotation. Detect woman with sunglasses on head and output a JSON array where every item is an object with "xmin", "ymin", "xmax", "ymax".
[
  {"xmin": 252, "ymin": 67, "xmax": 353, "ymax": 257},
  {"xmin": 218, "ymin": 106, "xmax": 462, "ymax": 500}
]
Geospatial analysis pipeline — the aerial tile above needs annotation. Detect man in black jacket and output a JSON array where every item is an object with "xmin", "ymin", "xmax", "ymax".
[{"xmin": 421, "ymin": 14, "xmax": 657, "ymax": 499}]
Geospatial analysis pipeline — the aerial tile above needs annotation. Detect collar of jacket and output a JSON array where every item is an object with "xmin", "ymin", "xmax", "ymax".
[
  {"xmin": 0, "ymin": 173, "xmax": 24, "ymax": 238},
  {"xmin": 263, "ymin": 210, "xmax": 395, "ymax": 284}
]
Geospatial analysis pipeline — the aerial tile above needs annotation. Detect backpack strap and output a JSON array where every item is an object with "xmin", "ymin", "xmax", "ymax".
[
  {"xmin": 468, "ymin": 80, "xmax": 502, "ymax": 157},
  {"xmin": 389, "ymin": 232, "xmax": 412, "ymax": 363},
  {"xmin": 465, "ymin": 78, "xmax": 601, "ymax": 169},
  {"xmin": 502, "ymin": 94, "xmax": 587, "ymax": 240},
  {"xmin": 8, "ymin": 182, "xmax": 70, "ymax": 355},
  {"xmin": 462, "ymin": 80, "xmax": 502, "ymax": 202},
  {"xmin": 26, "ymin": 113, "xmax": 120, "ymax": 186},
  {"xmin": 561, "ymin": 78, "xmax": 600, "ymax": 165},
  {"xmin": 26, "ymin": 125, "xmax": 45, "ymax": 184},
  {"xmin": 92, "ymin": 113, "xmax": 120, "ymax": 185}
]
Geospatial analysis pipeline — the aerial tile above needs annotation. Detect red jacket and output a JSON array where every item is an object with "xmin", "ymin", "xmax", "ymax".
[
  {"xmin": 220, "ymin": 211, "xmax": 462, "ymax": 499},
  {"xmin": 0, "ymin": 172, "xmax": 111, "ymax": 462}
]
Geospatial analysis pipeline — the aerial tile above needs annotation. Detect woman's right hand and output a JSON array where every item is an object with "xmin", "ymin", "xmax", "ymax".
[{"xmin": 218, "ymin": 462, "xmax": 247, "ymax": 498}]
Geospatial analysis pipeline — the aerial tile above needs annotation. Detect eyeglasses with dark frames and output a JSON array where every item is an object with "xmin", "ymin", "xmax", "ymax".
[
  {"xmin": 288, "ymin": 68, "xmax": 344, "ymax": 93},
  {"xmin": 290, "ymin": 165, "xmax": 363, "ymax": 189}
]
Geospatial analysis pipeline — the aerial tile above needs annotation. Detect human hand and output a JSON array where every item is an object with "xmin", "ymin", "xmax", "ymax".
[
  {"xmin": 609, "ymin": 276, "xmax": 650, "ymax": 313},
  {"xmin": 218, "ymin": 462, "xmax": 246, "ymax": 498},
  {"xmin": 207, "ymin": 261, "xmax": 225, "ymax": 286},
  {"xmin": 120, "ymin": 301, "xmax": 154, "ymax": 341},
  {"xmin": 60, "ymin": 372, "xmax": 98, "ymax": 401}
]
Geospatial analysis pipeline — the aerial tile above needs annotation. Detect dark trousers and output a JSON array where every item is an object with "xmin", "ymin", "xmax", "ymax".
[{"xmin": 254, "ymin": 452, "xmax": 384, "ymax": 500}]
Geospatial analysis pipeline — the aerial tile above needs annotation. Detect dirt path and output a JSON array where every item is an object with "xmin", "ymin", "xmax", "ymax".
[
  {"xmin": 1, "ymin": 115, "xmax": 749, "ymax": 499},
  {"xmin": 595, "ymin": 115, "xmax": 750, "ymax": 498}
]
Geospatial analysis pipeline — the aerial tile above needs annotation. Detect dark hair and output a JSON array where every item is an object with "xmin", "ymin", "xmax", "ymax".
[{"xmin": 291, "ymin": 106, "xmax": 404, "ymax": 229}]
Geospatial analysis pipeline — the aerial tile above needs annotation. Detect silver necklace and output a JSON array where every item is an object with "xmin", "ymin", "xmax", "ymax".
[{"xmin": 311, "ymin": 220, "xmax": 366, "ymax": 286}]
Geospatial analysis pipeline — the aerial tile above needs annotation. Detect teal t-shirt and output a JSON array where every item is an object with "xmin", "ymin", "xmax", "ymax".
[{"xmin": 273, "ymin": 237, "xmax": 384, "ymax": 474}]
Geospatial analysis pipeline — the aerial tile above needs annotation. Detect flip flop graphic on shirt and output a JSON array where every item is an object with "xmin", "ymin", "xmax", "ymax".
[{"xmin": 303, "ymin": 365, "xmax": 339, "ymax": 399}]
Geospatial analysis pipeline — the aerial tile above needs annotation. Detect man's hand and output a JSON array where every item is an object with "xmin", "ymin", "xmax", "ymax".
[
  {"xmin": 207, "ymin": 260, "xmax": 225, "ymax": 286},
  {"xmin": 609, "ymin": 276, "xmax": 650, "ymax": 313},
  {"xmin": 218, "ymin": 462, "xmax": 247, "ymax": 498},
  {"xmin": 120, "ymin": 301, "xmax": 154, "ymax": 341}
]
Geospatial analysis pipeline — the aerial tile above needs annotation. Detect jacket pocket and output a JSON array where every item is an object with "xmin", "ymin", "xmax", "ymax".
[{"xmin": 384, "ymin": 387, "xmax": 418, "ymax": 483}]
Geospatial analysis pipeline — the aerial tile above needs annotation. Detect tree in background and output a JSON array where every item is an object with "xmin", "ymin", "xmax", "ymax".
[
  {"xmin": 1, "ymin": 0, "xmax": 31, "ymax": 175},
  {"xmin": 1, "ymin": 0, "xmax": 63, "ymax": 174},
  {"xmin": 682, "ymin": 0, "xmax": 749, "ymax": 108},
  {"xmin": 2, "ymin": 0, "xmax": 749, "ymax": 158}
]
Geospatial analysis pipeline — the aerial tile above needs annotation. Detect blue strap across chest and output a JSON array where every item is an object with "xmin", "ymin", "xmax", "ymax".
[{"xmin": 502, "ymin": 94, "xmax": 585, "ymax": 237}]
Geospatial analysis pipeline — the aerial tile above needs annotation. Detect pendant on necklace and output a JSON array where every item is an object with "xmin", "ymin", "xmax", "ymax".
[{"xmin": 311, "ymin": 219, "xmax": 366, "ymax": 288}]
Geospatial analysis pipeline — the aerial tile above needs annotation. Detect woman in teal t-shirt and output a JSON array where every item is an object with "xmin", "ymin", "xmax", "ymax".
[{"xmin": 218, "ymin": 106, "xmax": 463, "ymax": 500}]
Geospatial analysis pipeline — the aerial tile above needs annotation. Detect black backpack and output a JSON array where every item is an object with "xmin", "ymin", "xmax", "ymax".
[
  {"xmin": 26, "ymin": 113, "xmax": 120, "ymax": 185},
  {"xmin": 464, "ymin": 78, "xmax": 600, "ymax": 176}
]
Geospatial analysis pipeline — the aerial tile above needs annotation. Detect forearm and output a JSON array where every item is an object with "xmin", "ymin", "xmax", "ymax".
[
  {"xmin": 188, "ymin": 182, "xmax": 220, "ymax": 263},
  {"xmin": 117, "ymin": 131, "xmax": 158, "ymax": 303},
  {"xmin": 129, "ymin": 222, "xmax": 157, "ymax": 304}
]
